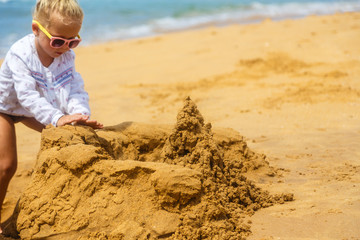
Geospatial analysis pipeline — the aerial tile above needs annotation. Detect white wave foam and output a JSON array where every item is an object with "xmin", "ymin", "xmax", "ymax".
[
  {"xmin": 1, "ymin": 0, "xmax": 360, "ymax": 57},
  {"xmin": 101, "ymin": 0, "xmax": 360, "ymax": 40}
]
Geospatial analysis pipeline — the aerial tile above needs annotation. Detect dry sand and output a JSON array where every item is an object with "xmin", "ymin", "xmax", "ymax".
[{"xmin": 1, "ymin": 12, "xmax": 360, "ymax": 239}]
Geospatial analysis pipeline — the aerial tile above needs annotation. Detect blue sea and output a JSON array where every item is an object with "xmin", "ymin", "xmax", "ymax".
[{"xmin": 0, "ymin": 0, "xmax": 359, "ymax": 58}]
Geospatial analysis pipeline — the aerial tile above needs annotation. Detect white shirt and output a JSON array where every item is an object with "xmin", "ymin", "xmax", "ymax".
[{"xmin": 0, "ymin": 34, "xmax": 90, "ymax": 126}]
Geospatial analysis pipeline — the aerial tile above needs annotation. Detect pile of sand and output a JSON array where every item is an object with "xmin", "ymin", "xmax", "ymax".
[{"xmin": 11, "ymin": 97, "xmax": 292, "ymax": 240}]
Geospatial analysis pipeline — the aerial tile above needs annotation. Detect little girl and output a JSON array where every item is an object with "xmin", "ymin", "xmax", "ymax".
[{"xmin": 0, "ymin": 0, "xmax": 103, "ymax": 233}]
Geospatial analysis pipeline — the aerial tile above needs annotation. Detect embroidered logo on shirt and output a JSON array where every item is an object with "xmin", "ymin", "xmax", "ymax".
[
  {"xmin": 54, "ymin": 67, "xmax": 73, "ymax": 90},
  {"xmin": 30, "ymin": 71, "xmax": 47, "ymax": 89}
]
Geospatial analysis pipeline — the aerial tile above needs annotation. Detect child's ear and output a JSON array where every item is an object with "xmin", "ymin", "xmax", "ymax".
[{"xmin": 32, "ymin": 22, "xmax": 39, "ymax": 36}]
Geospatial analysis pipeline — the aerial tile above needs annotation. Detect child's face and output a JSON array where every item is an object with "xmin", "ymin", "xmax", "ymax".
[{"xmin": 33, "ymin": 12, "xmax": 82, "ymax": 59}]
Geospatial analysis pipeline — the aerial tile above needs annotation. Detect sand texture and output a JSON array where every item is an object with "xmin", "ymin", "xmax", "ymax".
[
  {"xmin": 1, "ymin": 12, "xmax": 360, "ymax": 239},
  {"xmin": 7, "ymin": 98, "xmax": 291, "ymax": 239}
]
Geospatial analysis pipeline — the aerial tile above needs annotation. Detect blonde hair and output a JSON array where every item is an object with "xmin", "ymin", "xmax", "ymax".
[{"xmin": 33, "ymin": 0, "xmax": 84, "ymax": 27}]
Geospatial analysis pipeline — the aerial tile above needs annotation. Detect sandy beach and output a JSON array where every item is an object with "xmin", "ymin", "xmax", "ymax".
[{"xmin": 1, "ymin": 12, "xmax": 360, "ymax": 239}]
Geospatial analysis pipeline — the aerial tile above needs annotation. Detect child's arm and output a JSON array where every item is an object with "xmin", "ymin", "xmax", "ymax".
[
  {"xmin": 67, "ymin": 52, "xmax": 91, "ymax": 117},
  {"xmin": 64, "ymin": 53, "xmax": 103, "ymax": 129}
]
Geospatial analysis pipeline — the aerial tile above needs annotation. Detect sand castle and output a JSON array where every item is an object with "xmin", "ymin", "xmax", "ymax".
[{"xmin": 10, "ymin": 97, "xmax": 292, "ymax": 240}]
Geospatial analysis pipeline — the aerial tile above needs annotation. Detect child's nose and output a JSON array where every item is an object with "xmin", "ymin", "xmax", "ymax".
[{"xmin": 61, "ymin": 43, "xmax": 71, "ymax": 51}]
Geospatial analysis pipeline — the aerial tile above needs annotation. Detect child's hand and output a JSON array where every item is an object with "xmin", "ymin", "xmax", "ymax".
[
  {"xmin": 57, "ymin": 114, "xmax": 87, "ymax": 127},
  {"xmin": 57, "ymin": 114, "xmax": 103, "ymax": 129},
  {"xmin": 77, "ymin": 118, "xmax": 104, "ymax": 129}
]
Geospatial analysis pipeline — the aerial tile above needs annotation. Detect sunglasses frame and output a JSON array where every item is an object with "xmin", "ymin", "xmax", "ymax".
[{"xmin": 33, "ymin": 20, "xmax": 82, "ymax": 49}]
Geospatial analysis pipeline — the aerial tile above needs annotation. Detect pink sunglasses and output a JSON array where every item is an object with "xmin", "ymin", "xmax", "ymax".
[{"xmin": 33, "ymin": 20, "xmax": 82, "ymax": 49}]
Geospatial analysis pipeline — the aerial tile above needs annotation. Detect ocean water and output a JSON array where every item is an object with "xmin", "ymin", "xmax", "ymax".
[{"xmin": 0, "ymin": 0, "xmax": 359, "ymax": 58}]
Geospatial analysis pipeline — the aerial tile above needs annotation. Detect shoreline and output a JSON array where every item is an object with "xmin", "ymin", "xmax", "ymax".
[
  {"xmin": 1, "ymin": 11, "xmax": 360, "ymax": 239},
  {"xmin": 1, "ymin": 11, "xmax": 359, "ymax": 62}
]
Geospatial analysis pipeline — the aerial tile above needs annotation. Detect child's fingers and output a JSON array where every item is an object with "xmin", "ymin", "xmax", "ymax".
[
  {"xmin": 57, "ymin": 115, "xmax": 103, "ymax": 129},
  {"xmin": 84, "ymin": 119, "xmax": 103, "ymax": 129},
  {"xmin": 69, "ymin": 118, "xmax": 103, "ymax": 129},
  {"xmin": 57, "ymin": 114, "xmax": 88, "ymax": 126}
]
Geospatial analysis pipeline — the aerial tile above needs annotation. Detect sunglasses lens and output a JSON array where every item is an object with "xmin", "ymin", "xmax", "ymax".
[
  {"xmin": 51, "ymin": 39, "xmax": 65, "ymax": 48},
  {"xmin": 69, "ymin": 40, "xmax": 80, "ymax": 49}
]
